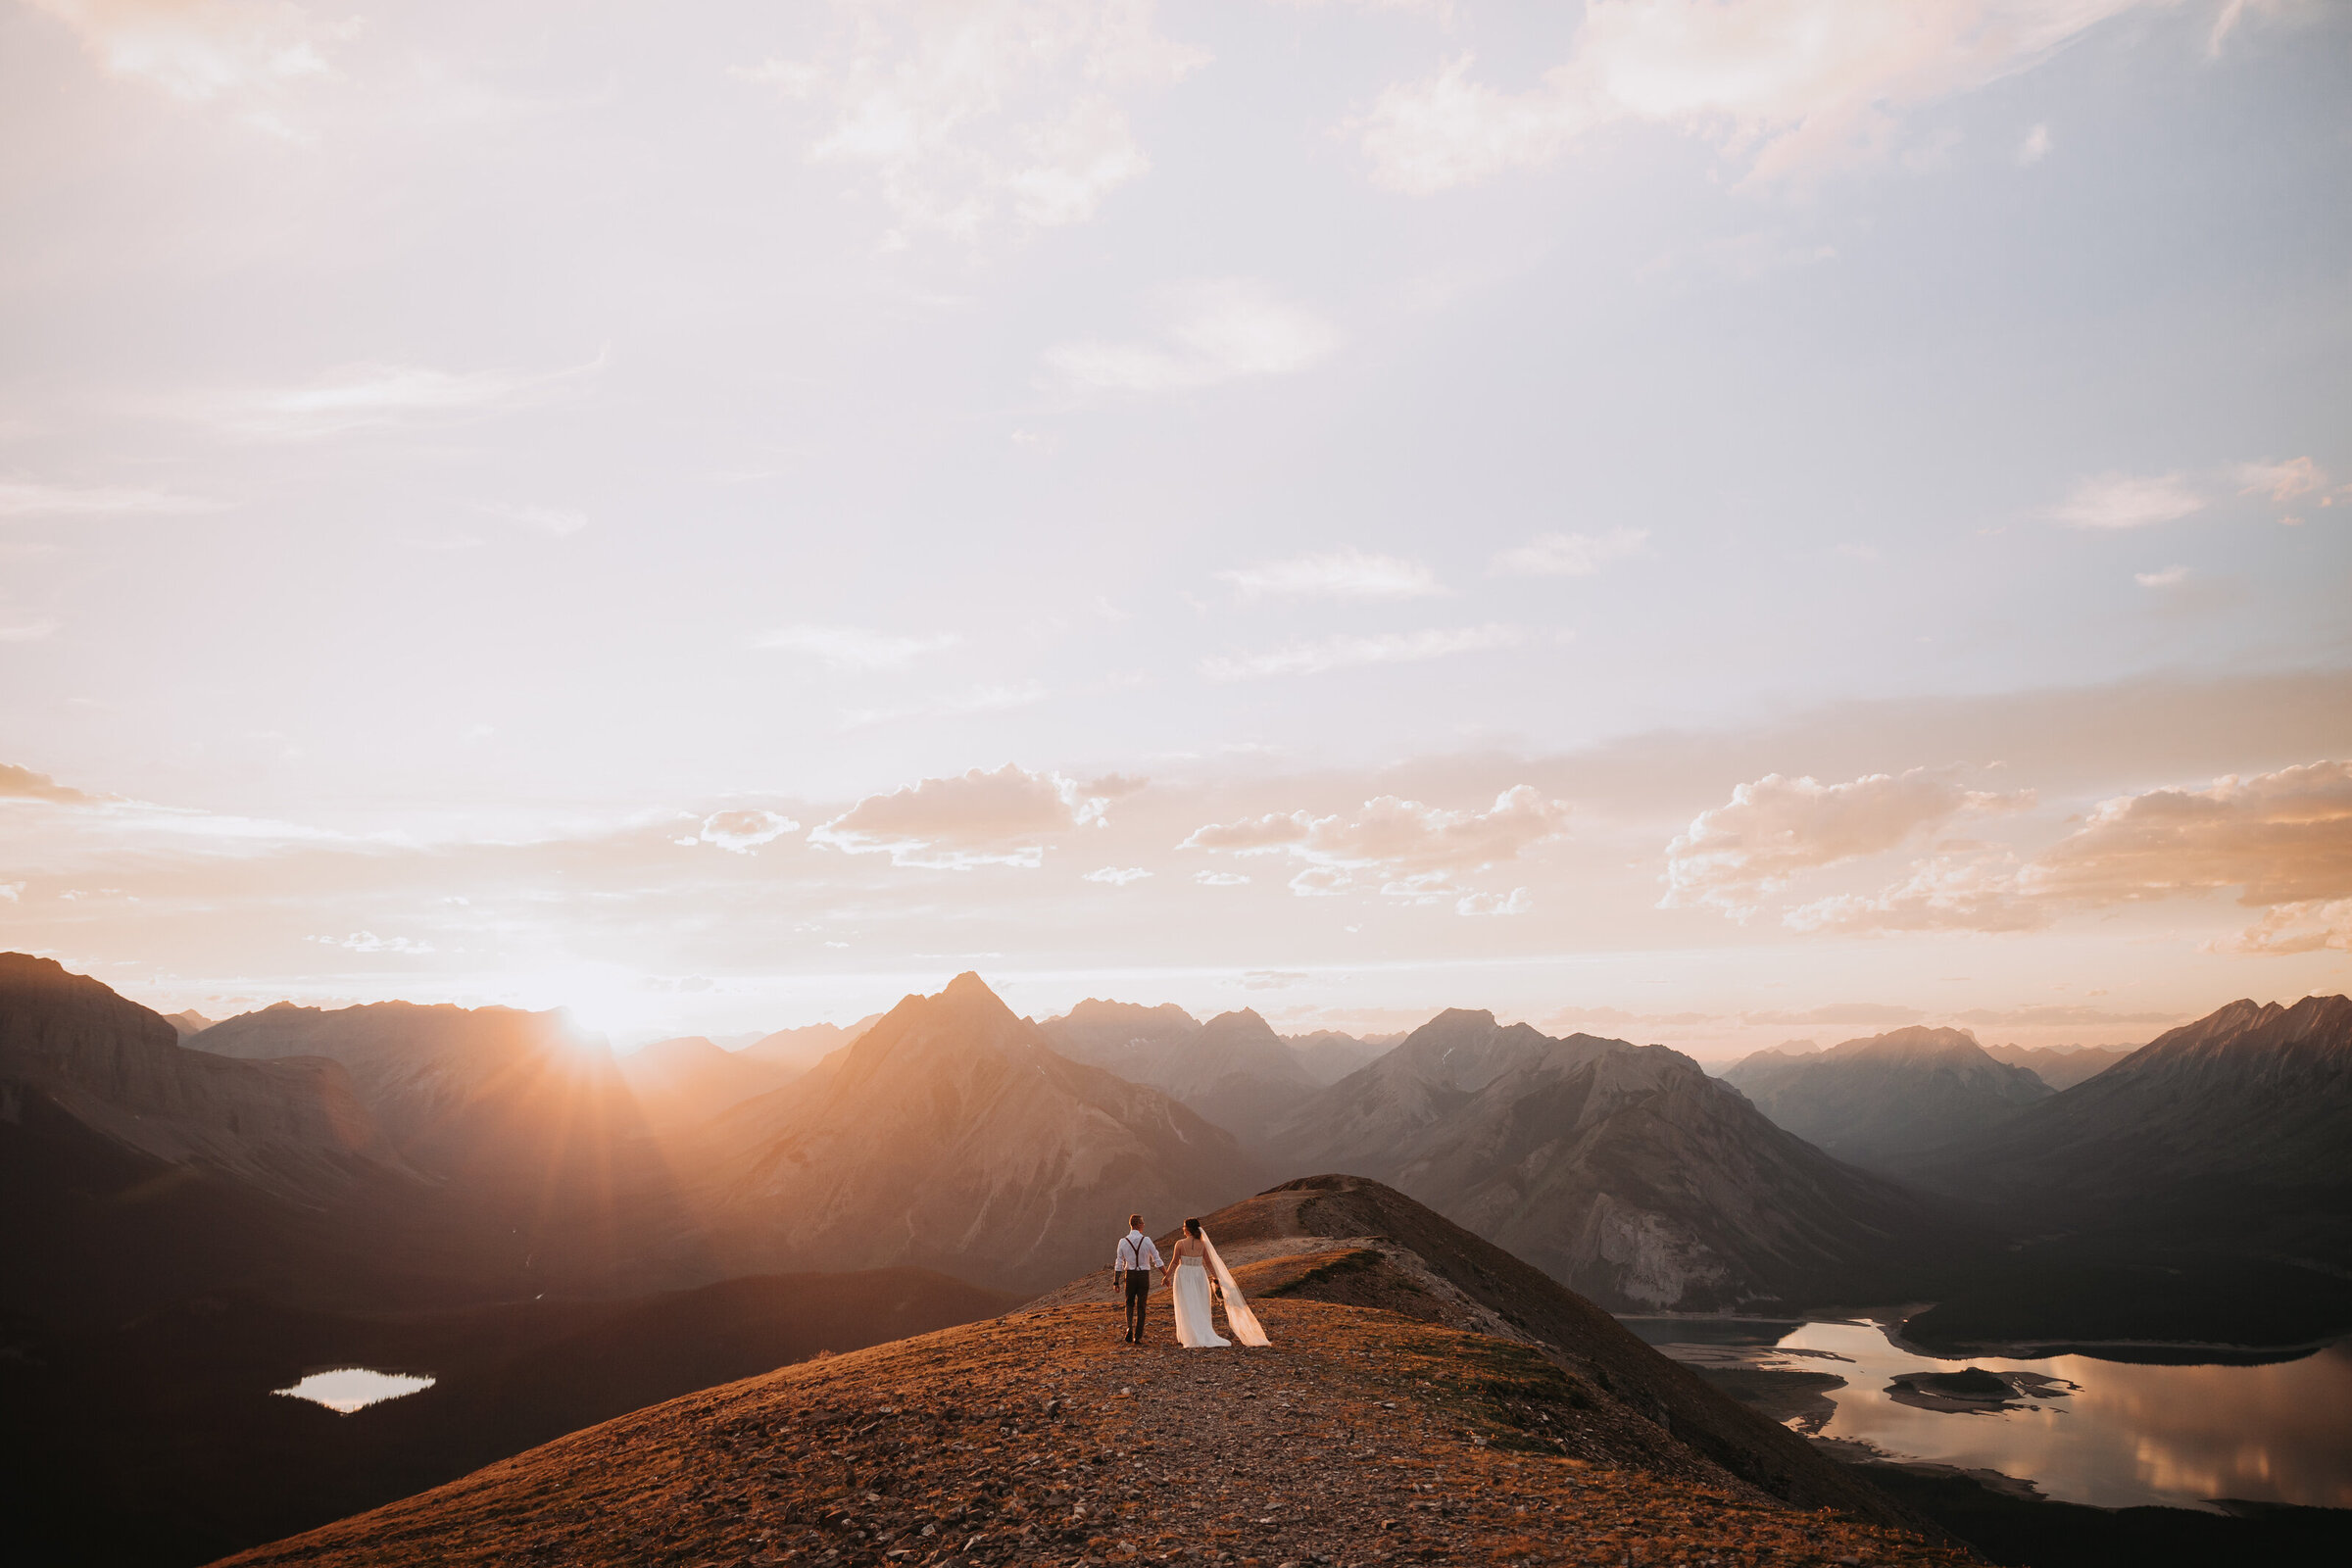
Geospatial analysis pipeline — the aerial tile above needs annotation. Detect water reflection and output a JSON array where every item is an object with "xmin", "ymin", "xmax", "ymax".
[
  {"xmin": 272, "ymin": 1367, "xmax": 437, "ymax": 1414},
  {"xmin": 1622, "ymin": 1317, "xmax": 2352, "ymax": 1511}
]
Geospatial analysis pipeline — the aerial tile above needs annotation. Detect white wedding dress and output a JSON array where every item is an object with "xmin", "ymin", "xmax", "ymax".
[{"xmin": 1170, "ymin": 1232, "xmax": 1270, "ymax": 1348}]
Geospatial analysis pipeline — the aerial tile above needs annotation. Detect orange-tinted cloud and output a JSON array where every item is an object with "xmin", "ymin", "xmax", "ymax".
[
  {"xmin": 809, "ymin": 763, "xmax": 1143, "ymax": 869},
  {"xmin": 1182, "ymin": 784, "xmax": 1568, "ymax": 904},
  {"xmin": 0, "ymin": 762, "xmax": 100, "ymax": 804},
  {"xmin": 1662, "ymin": 766, "xmax": 2032, "ymax": 918},
  {"xmin": 1734, "ymin": 760, "xmax": 2352, "ymax": 949},
  {"xmin": 2026, "ymin": 760, "xmax": 2352, "ymax": 907}
]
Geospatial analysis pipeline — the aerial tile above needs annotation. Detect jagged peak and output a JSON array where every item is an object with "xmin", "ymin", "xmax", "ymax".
[{"xmin": 941, "ymin": 970, "xmax": 999, "ymax": 1003}]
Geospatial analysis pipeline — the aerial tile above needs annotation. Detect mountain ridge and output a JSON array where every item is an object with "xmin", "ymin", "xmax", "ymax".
[
  {"xmin": 680, "ymin": 973, "xmax": 1268, "ymax": 1292},
  {"xmin": 1721, "ymin": 1025, "xmax": 2053, "ymax": 1171},
  {"xmin": 1270, "ymin": 1009, "xmax": 1967, "ymax": 1309}
]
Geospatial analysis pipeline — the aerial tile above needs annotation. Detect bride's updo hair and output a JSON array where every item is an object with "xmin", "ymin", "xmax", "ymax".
[{"xmin": 1185, "ymin": 1217, "xmax": 1202, "ymax": 1238}]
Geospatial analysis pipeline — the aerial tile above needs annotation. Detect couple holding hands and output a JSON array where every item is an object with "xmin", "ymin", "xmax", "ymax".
[{"xmin": 1112, "ymin": 1213, "xmax": 1270, "ymax": 1349}]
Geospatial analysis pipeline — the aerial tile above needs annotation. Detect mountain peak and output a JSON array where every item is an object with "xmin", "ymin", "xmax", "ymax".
[
  {"xmin": 937, "ymin": 970, "xmax": 1015, "ymax": 1013},
  {"xmin": 1822, "ymin": 1025, "xmax": 1985, "ymax": 1062},
  {"xmin": 1200, "ymin": 1005, "xmax": 1279, "ymax": 1039}
]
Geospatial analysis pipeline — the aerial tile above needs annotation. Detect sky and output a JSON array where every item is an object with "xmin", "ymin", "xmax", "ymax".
[{"xmin": 2, "ymin": 0, "xmax": 2348, "ymax": 1056}]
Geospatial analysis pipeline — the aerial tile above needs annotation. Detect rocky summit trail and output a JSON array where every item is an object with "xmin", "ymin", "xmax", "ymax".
[{"xmin": 215, "ymin": 1298, "xmax": 1967, "ymax": 1568}]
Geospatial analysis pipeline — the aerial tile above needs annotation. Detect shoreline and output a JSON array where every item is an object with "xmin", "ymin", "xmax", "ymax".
[{"xmin": 1612, "ymin": 1307, "xmax": 2349, "ymax": 1363}]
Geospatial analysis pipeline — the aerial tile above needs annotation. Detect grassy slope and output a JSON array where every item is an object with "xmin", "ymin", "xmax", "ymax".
[{"xmin": 214, "ymin": 1298, "xmax": 1969, "ymax": 1568}]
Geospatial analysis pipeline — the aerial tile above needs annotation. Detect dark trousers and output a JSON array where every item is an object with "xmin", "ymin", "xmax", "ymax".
[{"xmin": 1122, "ymin": 1269, "xmax": 1151, "ymax": 1342}]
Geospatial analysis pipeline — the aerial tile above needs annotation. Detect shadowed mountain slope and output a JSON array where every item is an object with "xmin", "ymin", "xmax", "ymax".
[
  {"xmin": 4, "ymin": 1268, "xmax": 1014, "ymax": 1568},
  {"xmin": 1039, "ymin": 1000, "xmax": 1321, "ymax": 1146},
  {"xmin": 0, "ymin": 957, "xmax": 719, "ymax": 1324},
  {"xmin": 191, "ymin": 1000, "xmax": 624, "ymax": 1167},
  {"xmin": 1722, "ymin": 1026, "xmax": 2052, "ymax": 1171},
  {"xmin": 0, "ymin": 955, "xmax": 459, "ymax": 1325},
  {"xmin": 1886, "ymin": 997, "xmax": 2352, "ymax": 1349},
  {"xmin": 189, "ymin": 996, "xmax": 717, "ymax": 1298},
  {"xmin": 213, "ymin": 1290, "xmax": 1965, "ymax": 1568},
  {"xmin": 1, "ymin": 954, "xmax": 398, "ymax": 1198},
  {"xmin": 1891, "ymin": 997, "xmax": 2352, "ymax": 1237},
  {"xmin": 685, "ymin": 974, "xmax": 1268, "ymax": 1293},
  {"xmin": 1271, "ymin": 1010, "xmax": 1966, "ymax": 1310}
]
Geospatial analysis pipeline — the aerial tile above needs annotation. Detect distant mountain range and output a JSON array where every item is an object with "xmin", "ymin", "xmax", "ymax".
[
  {"xmin": 1721, "ymin": 1026, "xmax": 2054, "ymax": 1171},
  {"xmin": 1978, "ymin": 1040, "xmax": 2132, "ymax": 1090},
  {"xmin": 12, "ymin": 948, "xmax": 2347, "ymax": 1343},
  {"xmin": 1, "ymin": 954, "xmax": 400, "ymax": 1202},
  {"xmin": 737, "ymin": 1015, "xmax": 881, "ymax": 1074},
  {"xmin": 1036, "ymin": 1000, "xmax": 1332, "ymax": 1145},
  {"xmin": 680, "ymin": 974, "xmax": 1267, "ymax": 1292},
  {"xmin": 615, "ymin": 1036, "xmax": 797, "ymax": 1129},
  {"xmin": 1270, "ymin": 1008, "xmax": 1965, "ymax": 1310},
  {"xmin": 1891, "ymin": 997, "xmax": 2352, "ymax": 1233}
]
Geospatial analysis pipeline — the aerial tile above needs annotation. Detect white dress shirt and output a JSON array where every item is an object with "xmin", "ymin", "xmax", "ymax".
[{"xmin": 1114, "ymin": 1229, "xmax": 1163, "ymax": 1272}]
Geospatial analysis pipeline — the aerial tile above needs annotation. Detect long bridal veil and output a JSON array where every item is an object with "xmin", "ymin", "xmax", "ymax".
[{"xmin": 1200, "ymin": 1231, "xmax": 1271, "ymax": 1347}]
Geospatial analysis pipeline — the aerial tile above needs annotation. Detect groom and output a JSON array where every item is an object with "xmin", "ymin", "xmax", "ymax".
[{"xmin": 1113, "ymin": 1213, "xmax": 1162, "ymax": 1345}]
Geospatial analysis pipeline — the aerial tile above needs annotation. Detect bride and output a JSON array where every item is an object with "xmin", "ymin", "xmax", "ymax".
[{"xmin": 1163, "ymin": 1217, "xmax": 1270, "ymax": 1348}]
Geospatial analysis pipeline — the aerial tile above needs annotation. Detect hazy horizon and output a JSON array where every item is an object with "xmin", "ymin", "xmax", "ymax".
[{"xmin": 4, "ymin": 0, "xmax": 2347, "ymax": 1056}]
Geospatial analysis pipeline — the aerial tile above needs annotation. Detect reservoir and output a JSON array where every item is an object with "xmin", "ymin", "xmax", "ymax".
[
  {"xmin": 1621, "ymin": 1316, "xmax": 2352, "ymax": 1511},
  {"xmin": 272, "ymin": 1367, "xmax": 438, "ymax": 1414}
]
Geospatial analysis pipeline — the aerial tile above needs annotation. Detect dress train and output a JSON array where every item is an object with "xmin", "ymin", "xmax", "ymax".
[{"xmin": 1169, "ymin": 1231, "xmax": 1271, "ymax": 1348}]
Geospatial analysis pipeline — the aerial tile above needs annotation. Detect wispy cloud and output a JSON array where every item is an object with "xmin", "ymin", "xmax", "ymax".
[
  {"xmin": 0, "ymin": 478, "xmax": 229, "ymax": 519},
  {"xmin": 1083, "ymin": 865, "xmax": 1152, "ymax": 885},
  {"xmin": 1220, "ymin": 549, "xmax": 1441, "ymax": 600},
  {"xmin": 1490, "ymin": 527, "xmax": 1646, "ymax": 577},
  {"xmin": 735, "ymin": 0, "xmax": 1207, "ymax": 242},
  {"xmin": 1043, "ymin": 279, "xmax": 1341, "ymax": 395},
  {"xmin": 308, "ymin": 931, "xmax": 436, "ymax": 956},
  {"xmin": 475, "ymin": 502, "xmax": 587, "ymax": 538},
  {"xmin": 1201, "ymin": 623, "xmax": 1526, "ymax": 680},
  {"xmin": 754, "ymin": 624, "xmax": 960, "ymax": 670},
  {"xmin": 0, "ymin": 619, "xmax": 62, "ymax": 643},
  {"xmin": 1350, "ymin": 0, "xmax": 2164, "ymax": 194},
  {"xmin": 2134, "ymin": 564, "xmax": 2190, "ymax": 588},
  {"xmin": 842, "ymin": 682, "xmax": 1048, "ymax": 731},
  {"xmin": 195, "ymin": 354, "xmax": 605, "ymax": 439},
  {"xmin": 2042, "ymin": 470, "xmax": 2204, "ymax": 529},
  {"xmin": 2236, "ymin": 456, "xmax": 2328, "ymax": 503},
  {"xmin": 27, "ymin": 0, "xmax": 345, "ymax": 135}
]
